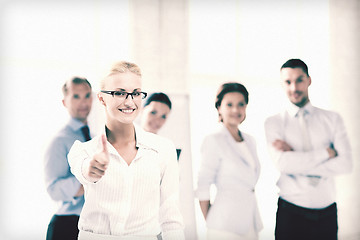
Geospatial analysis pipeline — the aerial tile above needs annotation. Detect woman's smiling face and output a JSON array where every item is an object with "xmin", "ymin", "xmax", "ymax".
[
  {"xmin": 217, "ymin": 92, "xmax": 247, "ymax": 128},
  {"xmin": 99, "ymin": 71, "xmax": 143, "ymax": 124},
  {"xmin": 141, "ymin": 101, "xmax": 171, "ymax": 134}
]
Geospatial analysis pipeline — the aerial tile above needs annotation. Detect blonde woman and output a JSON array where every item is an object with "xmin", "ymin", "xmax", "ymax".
[{"xmin": 68, "ymin": 61, "xmax": 184, "ymax": 240}]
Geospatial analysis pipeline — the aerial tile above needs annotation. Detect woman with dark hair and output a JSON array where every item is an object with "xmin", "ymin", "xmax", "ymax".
[
  {"xmin": 196, "ymin": 82, "xmax": 263, "ymax": 240},
  {"xmin": 140, "ymin": 92, "xmax": 172, "ymax": 134}
]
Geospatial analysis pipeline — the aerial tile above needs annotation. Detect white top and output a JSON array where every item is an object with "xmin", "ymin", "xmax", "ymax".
[
  {"xmin": 196, "ymin": 125, "xmax": 263, "ymax": 235},
  {"xmin": 264, "ymin": 102, "xmax": 352, "ymax": 209},
  {"xmin": 68, "ymin": 124, "xmax": 185, "ymax": 240},
  {"xmin": 236, "ymin": 141, "xmax": 256, "ymax": 170}
]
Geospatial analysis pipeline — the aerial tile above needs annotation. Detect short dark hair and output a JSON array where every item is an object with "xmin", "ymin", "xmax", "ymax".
[
  {"xmin": 215, "ymin": 82, "xmax": 249, "ymax": 109},
  {"xmin": 62, "ymin": 76, "xmax": 92, "ymax": 96},
  {"xmin": 144, "ymin": 92, "xmax": 172, "ymax": 110},
  {"xmin": 281, "ymin": 59, "xmax": 309, "ymax": 76}
]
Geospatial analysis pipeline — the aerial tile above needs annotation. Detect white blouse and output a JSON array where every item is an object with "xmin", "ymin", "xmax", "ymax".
[
  {"xmin": 68, "ymin": 124, "xmax": 185, "ymax": 240},
  {"xmin": 236, "ymin": 141, "xmax": 256, "ymax": 170}
]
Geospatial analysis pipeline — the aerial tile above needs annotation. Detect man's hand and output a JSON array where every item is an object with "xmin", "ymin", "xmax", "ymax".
[
  {"xmin": 74, "ymin": 185, "xmax": 84, "ymax": 197},
  {"xmin": 87, "ymin": 134, "xmax": 109, "ymax": 181},
  {"xmin": 327, "ymin": 145, "xmax": 338, "ymax": 159},
  {"xmin": 272, "ymin": 139, "xmax": 293, "ymax": 152}
]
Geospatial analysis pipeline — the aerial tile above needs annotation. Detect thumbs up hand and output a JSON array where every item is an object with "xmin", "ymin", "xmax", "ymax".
[{"xmin": 87, "ymin": 134, "xmax": 109, "ymax": 181}]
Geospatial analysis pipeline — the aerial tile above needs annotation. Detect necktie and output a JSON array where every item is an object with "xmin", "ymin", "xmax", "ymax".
[
  {"xmin": 298, "ymin": 109, "xmax": 320, "ymax": 186},
  {"xmin": 297, "ymin": 108, "xmax": 311, "ymax": 151},
  {"xmin": 81, "ymin": 125, "xmax": 91, "ymax": 141}
]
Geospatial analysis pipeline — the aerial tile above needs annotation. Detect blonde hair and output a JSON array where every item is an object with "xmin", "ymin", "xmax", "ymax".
[{"xmin": 100, "ymin": 61, "xmax": 142, "ymax": 89}]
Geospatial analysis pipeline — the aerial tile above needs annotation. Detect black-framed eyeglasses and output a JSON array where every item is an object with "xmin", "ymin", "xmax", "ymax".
[{"xmin": 101, "ymin": 90, "xmax": 147, "ymax": 100}]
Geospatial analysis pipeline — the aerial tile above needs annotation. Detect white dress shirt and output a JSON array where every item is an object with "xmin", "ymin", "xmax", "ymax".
[
  {"xmin": 196, "ymin": 125, "xmax": 263, "ymax": 236},
  {"xmin": 68, "ymin": 124, "xmax": 185, "ymax": 240},
  {"xmin": 264, "ymin": 102, "xmax": 352, "ymax": 209}
]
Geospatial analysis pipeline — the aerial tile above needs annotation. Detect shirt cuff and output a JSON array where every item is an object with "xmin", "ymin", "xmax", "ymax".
[
  {"xmin": 195, "ymin": 188, "xmax": 210, "ymax": 201},
  {"xmin": 81, "ymin": 157, "xmax": 99, "ymax": 183},
  {"xmin": 312, "ymin": 148, "xmax": 330, "ymax": 163}
]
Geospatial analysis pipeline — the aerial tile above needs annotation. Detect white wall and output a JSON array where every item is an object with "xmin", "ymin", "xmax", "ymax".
[
  {"xmin": 1, "ymin": 1, "xmax": 130, "ymax": 239},
  {"xmin": 329, "ymin": 1, "xmax": 360, "ymax": 239}
]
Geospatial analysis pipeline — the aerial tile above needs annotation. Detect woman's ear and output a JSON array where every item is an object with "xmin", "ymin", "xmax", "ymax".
[
  {"xmin": 97, "ymin": 93, "xmax": 106, "ymax": 106},
  {"xmin": 218, "ymin": 112, "xmax": 223, "ymax": 122}
]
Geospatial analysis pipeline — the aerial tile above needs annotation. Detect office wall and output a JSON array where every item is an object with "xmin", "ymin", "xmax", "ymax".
[
  {"xmin": 329, "ymin": 0, "xmax": 360, "ymax": 239},
  {"xmin": 129, "ymin": 1, "xmax": 197, "ymax": 239},
  {"xmin": 0, "ymin": 1, "xmax": 131, "ymax": 239}
]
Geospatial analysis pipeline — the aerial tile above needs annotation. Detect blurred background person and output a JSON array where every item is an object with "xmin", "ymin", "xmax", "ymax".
[
  {"xmin": 44, "ymin": 76, "xmax": 93, "ymax": 240},
  {"xmin": 140, "ymin": 92, "xmax": 172, "ymax": 134},
  {"xmin": 264, "ymin": 59, "xmax": 352, "ymax": 240},
  {"xmin": 196, "ymin": 82, "xmax": 263, "ymax": 240},
  {"xmin": 140, "ymin": 92, "xmax": 182, "ymax": 160}
]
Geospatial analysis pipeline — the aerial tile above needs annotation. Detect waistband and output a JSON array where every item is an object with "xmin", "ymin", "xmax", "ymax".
[
  {"xmin": 278, "ymin": 197, "xmax": 337, "ymax": 221},
  {"xmin": 78, "ymin": 230, "xmax": 159, "ymax": 240}
]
